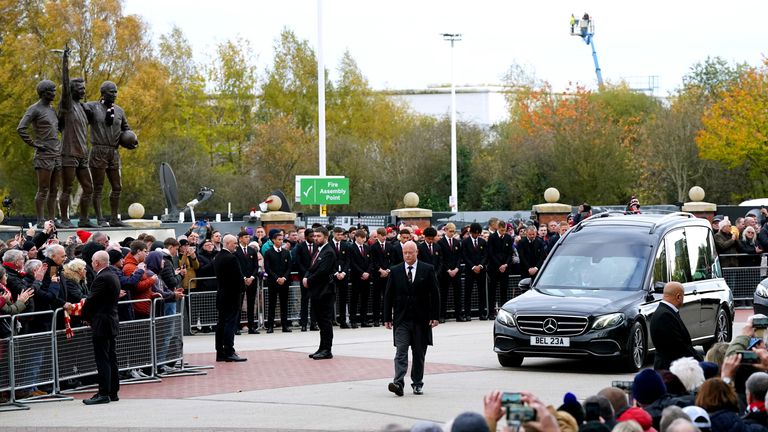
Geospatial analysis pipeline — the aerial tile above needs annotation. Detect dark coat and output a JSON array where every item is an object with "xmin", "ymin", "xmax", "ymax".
[
  {"xmin": 487, "ymin": 232, "xmax": 515, "ymax": 274},
  {"xmin": 390, "ymin": 242, "xmax": 405, "ymax": 265},
  {"xmin": 715, "ymin": 230, "xmax": 740, "ymax": 268},
  {"xmin": 304, "ymin": 244, "xmax": 336, "ymax": 300},
  {"xmin": 417, "ymin": 241, "xmax": 443, "ymax": 275},
  {"xmin": 461, "ymin": 236, "xmax": 487, "ymax": 271},
  {"xmin": 518, "ymin": 236, "xmax": 546, "ymax": 272},
  {"xmin": 234, "ymin": 244, "xmax": 260, "ymax": 279},
  {"xmin": 81, "ymin": 268, "xmax": 120, "ymax": 337},
  {"xmin": 383, "ymin": 261, "xmax": 440, "ymax": 346},
  {"xmin": 293, "ymin": 240, "xmax": 313, "ymax": 277},
  {"xmin": 438, "ymin": 236, "xmax": 462, "ymax": 272},
  {"xmin": 329, "ymin": 239, "xmax": 351, "ymax": 273},
  {"xmin": 264, "ymin": 247, "xmax": 291, "ymax": 285},
  {"xmin": 370, "ymin": 240, "xmax": 393, "ymax": 275},
  {"xmin": 62, "ymin": 276, "xmax": 88, "ymax": 303},
  {"xmin": 711, "ymin": 409, "xmax": 767, "ymax": 432},
  {"xmin": 649, "ymin": 302, "xmax": 702, "ymax": 370},
  {"xmin": 349, "ymin": 242, "xmax": 372, "ymax": 279},
  {"xmin": 213, "ymin": 249, "xmax": 246, "ymax": 311},
  {"xmin": 35, "ymin": 257, "xmax": 67, "ymax": 313}
]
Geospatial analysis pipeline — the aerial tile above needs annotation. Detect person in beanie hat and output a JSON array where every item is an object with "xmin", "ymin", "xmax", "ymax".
[
  {"xmin": 76, "ymin": 229, "xmax": 92, "ymax": 244},
  {"xmin": 107, "ymin": 249, "xmax": 123, "ymax": 266},
  {"xmin": 632, "ymin": 369, "xmax": 667, "ymax": 406},
  {"xmin": 618, "ymin": 407, "xmax": 658, "ymax": 432},
  {"xmin": 558, "ymin": 392, "xmax": 585, "ymax": 425}
]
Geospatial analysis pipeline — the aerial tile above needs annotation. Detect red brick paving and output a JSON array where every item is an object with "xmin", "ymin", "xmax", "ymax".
[
  {"xmin": 736, "ymin": 308, "xmax": 754, "ymax": 322},
  {"xmin": 86, "ymin": 350, "xmax": 482, "ymax": 400}
]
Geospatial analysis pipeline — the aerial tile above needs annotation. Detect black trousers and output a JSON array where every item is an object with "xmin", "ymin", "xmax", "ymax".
[
  {"xmin": 215, "ymin": 308, "xmax": 239, "ymax": 356},
  {"xmin": 245, "ymin": 283, "xmax": 258, "ymax": 330},
  {"xmin": 92, "ymin": 334, "xmax": 119, "ymax": 397},
  {"xmin": 311, "ymin": 292, "xmax": 335, "ymax": 352},
  {"xmin": 335, "ymin": 277, "xmax": 349, "ymax": 324},
  {"xmin": 440, "ymin": 271, "xmax": 462, "ymax": 319},
  {"xmin": 267, "ymin": 282, "xmax": 289, "ymax": 329},
  {"xmin": 488, "ymin": 271, "xmax": 509, "ymax": 315},
  {"xmin": 349, "ymin": 278, "xmax": 370, "ymax": 324},
  {"xmin": 393, "ymin": 321, "xmax": 428, "ymax": 388},
  {"xmin": 299, "ymin": 285, "xmax": 316, "ymax": 326},
  {"xmin": 372, "ymin": 276, "xmax": 387, "ymax": 323},
  {"xmin": 463, "ymin": 270, "xmax": 487, "ymax": 318}
]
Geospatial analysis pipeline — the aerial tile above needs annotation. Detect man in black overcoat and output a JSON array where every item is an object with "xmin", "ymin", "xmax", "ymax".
[
  {"xmin": 214, "ymin": 234, "xmax": 248, "ymax": 362},
  {"xmin": 650, "ymin": 281, "xmax": 702, "ymax": 370},
  {"xmin": 384, "ymin": 241, "xmax": 440, "ymax": 396},
  {"xmin": 303, "ymin": 227, "xmax": 337, "ymax": 360}
]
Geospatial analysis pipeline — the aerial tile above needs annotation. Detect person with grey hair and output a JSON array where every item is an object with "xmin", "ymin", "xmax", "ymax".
[
  {"xmin": 660, "ymin": 406, "xmax": 692, "ymax": 432},
  {"xmin": 613, "ymin": 421, "xmax": 644, "ymax": 432},
  {"xmin": 36, "ymin": 244, "xmax": 67, "ymax": 330},
  {"xmin": 744, "ymin": 372, "xmax": 768, "ymax": 427},
  {"xmin": 666, "ymin": 419, "xmax": 699, "ymax": 432},
  {"xmin": 3, "ymin": 249, "xmax": 29, "ymax": 298},
  {"xmin": 214, "ymin": 234, "xmax": 247, "ymax": 362}
]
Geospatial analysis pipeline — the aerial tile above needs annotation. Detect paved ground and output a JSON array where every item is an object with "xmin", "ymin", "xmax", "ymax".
[{"xmin": 2, "ymin": 309, "xmax": 754, "ymax": 432}]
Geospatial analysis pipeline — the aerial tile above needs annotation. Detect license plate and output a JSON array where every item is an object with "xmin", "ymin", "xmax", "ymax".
[{"xmin": 530, "ymin": 336, "xmax": 570, "ymax": 347}]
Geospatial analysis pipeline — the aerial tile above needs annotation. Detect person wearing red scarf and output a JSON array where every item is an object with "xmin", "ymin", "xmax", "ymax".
[{"xmin": 744, "ymin": 372, "xmax": 768, "ymax": 428}]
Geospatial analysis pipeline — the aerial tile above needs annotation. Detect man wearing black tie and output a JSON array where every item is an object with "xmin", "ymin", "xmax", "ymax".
[
  {"xmin": 462, "ymin": 223, "xmax": 488, "ymax": 320},
  {"xmin": 349, "ymin": 229, "xmax": 372, "ymax": 328},
  {"xmin": 293, "ymin": 227, "xmax": 317, "ymax": 331},
  {"xmin": 330, "ymin": 227, "xmax": 351, "ymax": 328},
  {"xmin": 417, "ymin": 227, "xmax": 444, "ymax": 322},
  {"xmin": 384, "ymin": 241, "xmax": 440, "ymax": 396},
  {"xmin": 214, "ymin": 234, "xmax": 248, "ymax": 362},
  {"xmin": 437, "ymin": 223, "xmax": 463, "ymax": 321},
  {"xmin": 370, "ymin": 227, "xmax": 392, "ymax": 327},
  {"xmin": 486, "ymin": 222, "xmax": 516, "ymax": 317},
  {"xmin": 303, "ymin": 227, "xmax": 336, "ymax": 359},
  {"xmin": 65, "ymin": 250, "xmax": 121, "ymax": 405},
  {"xmin": 264, "ymin": 231, "xmax": 292, "ymax": 333},
  {"xmin": 650, "ymin": 281, "xmax": 702, "ymax": 370},
  {"xmin": 234, "ymin": 231, "xmax": 260, "ymax": 334}
]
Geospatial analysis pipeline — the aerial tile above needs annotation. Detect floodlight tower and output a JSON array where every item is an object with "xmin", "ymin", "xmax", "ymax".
[{"xmin": 570, "ymin": 13, "xmax": 604, "ymax": 87}]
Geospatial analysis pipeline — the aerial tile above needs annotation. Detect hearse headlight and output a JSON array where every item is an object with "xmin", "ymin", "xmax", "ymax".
[
  {"xmin": 756, "ymin": 283, "xmax": 768, "ymax": 298},
  {"xmin": 592, "ymin": 313, "xmax": 625, "ymax": 330},
  {"xmin": 497, "ymin": 309, "xmax": 516, "ymax": 327}
]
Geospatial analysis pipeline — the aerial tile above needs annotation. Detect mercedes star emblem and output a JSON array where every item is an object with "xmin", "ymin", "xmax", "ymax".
[{"xmin": 543, "ymin": 318, "xmax": 558, "ymax": 334}]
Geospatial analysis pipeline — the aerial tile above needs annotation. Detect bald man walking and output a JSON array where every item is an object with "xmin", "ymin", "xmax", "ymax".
[
  {"xmin": 384, "ymin": 241, "xmax": 440, "ymax": 396},
  {"xmin": 649, "ymin": 281, "xmax": 702, "ymax": 370}
]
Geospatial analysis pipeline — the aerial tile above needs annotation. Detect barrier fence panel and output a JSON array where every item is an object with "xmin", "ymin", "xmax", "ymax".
[
  {"xmin": 54, "ymin": 310, "xmax": 97, "ymax": 393},
  {"xmin": 187, "ymin": 288, "xmax": 219, "ymax": 333},
  {"xmin": 153, "ymin": 298, "xmax": 184, "ymax": 372},
  {"xmin": 723, "ymin": 266, "xmax": 765, "ymax": 300},
  {"xmin": 0, "ymin": 313, "xmax": 28, "ymax": 412},
  {"xmin": 115, "ymin": 299, "xmax": 160, "ymax": 384}
]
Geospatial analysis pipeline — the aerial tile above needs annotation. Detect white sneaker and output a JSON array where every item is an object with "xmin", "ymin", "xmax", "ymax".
[{"xmin": 129, "ymin": 369, "xmax": 143, "ymax": 379}]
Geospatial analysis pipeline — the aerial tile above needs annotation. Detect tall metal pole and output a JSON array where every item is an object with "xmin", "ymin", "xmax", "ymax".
[
  {"xmin": 442, "ymin": 33, "xmax": 461, "ymax": 213},
  {"xmin": 317, "ymin": 0, "xmax": 326, "ymax": 176}
]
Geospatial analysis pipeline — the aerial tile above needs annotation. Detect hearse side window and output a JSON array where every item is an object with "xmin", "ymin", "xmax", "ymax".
[
  {"xmin": 708, "ymin": 229, "xmax": 723, "ymax": 278},
  {"xmin": 653, "ymin": 245, "xmax": 668, "ymax": 284},
  {"xmin": 666, "ymin": 229, "xmax": 692, "ymax": 283},
  {"xmin": 685, "ymin": 226, "xmax": 713, "ymax": 281}
]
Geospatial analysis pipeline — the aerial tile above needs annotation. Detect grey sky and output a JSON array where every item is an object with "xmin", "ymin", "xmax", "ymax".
[{"xmin": 124, "ymin": 0, "xmax": 766, "ymax": 95}]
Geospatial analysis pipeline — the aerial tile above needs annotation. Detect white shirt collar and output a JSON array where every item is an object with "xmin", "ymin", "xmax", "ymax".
[
  {"xmin": 661, "ymin": 300, "xmax": 679, "ymax": 313},
  {"xmin": 404, "ymin": 261, "xmax": 418, "ymax": 273}
]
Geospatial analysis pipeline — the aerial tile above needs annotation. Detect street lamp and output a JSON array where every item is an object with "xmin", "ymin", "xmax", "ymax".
[{"xmin": 441, "ymin": 33, "xmax": 461, "ymax": 213}]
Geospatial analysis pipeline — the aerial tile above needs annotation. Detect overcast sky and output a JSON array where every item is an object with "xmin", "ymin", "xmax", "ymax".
[{"xmin": 124, "ymin": 0, "xmax": 767, "ymax": 95}]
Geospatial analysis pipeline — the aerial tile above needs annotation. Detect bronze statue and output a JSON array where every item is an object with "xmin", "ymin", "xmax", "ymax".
[
  {"xmin": 86, "ymin": 81, "xmax": 134, "ymax": 227},
  {"xmin": 58, "ymin": 46, "xmax": 96, "ymax": 228},
  {"xmin": 17, "ymin": 79, "xmax": 61, "ymax": 228}
]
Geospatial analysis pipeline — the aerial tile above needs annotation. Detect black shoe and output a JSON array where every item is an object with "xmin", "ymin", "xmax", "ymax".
[
  {"xmin": 360, "ymin": 322, "xmax": 372, "ymax": 328},
  {"xmin": 340, "ymin": 322, "xmax": 350, "ymax": 329},
  {"xmin": 301, "ymin": 325, "xmax": 307, "ymax": 332},
  {"xmin": 312, "ymin": 350, "xmax": 333, "ymax": 360},
  {"xmin": 332, "ymin": 321, "xmax": 340, "ymax": 327},
  {"xmin": 235, "ymin": 329, "xmax": 242, "ymax": 335},
  {"xmin": 266, "ymin": 328, "xmax": 274, "ymax": 334},
  {"xmin": 373, "ymin": 321, "xmax": 381, "ymax": 327},
  {"xmin": 456, "ymin": 316, "xmax": 467, "ymax": 322},
  {"xmin": 309, "ymin": 350, "xmax": 322, "ymax": 359},
  {"xmin": 465, "ymin": 316, "xmax": 472, "ymax": 322},
  {"xmin": 310, "ymin": 324, "xmax": 319, "ymax": 331},
  {"xmin": 388, "ymin": 382, "xmax": 404, "ymax": 397},
  {"xmin": 282, "ymin": 327, "xmax": 292, "ymax": 333},
  {"xmin": 248, "ymin": 328, "xmax": 259, "ymax": 334},
  {"xmin": 78, "ymin": 219, "xmax": 97, "ymax": 228},
  {"xmin": 97, "ymin": 219, "xmax": 110, "ymax": 228},
  {"xmin": 439, "ymin": 319, "xmax": 446, "ymax": 324},
  {"xmin": 83, "ymin": 394, "xmax": 110, "ymax": 405},
  {"xmin": 109, "ymin": 219, "xmax": 128, "ymax": 227},
  {"xmin": 413, "ymin": 386, "xmax": 423, "ymax": 395},
  {"xmin": 350, "ymin": 323, "xmax": 358, "ymax": 329},
  {"xmin": 479, "ymin": 316, "xmax": 488, "ymax": 321},
  {"xmin": 216, "ymin": 355, "xmax": 227, "ymax": 362},
  {"xmin": 224, "ymin": 354, "xmax": 247, "ymax": 362},
  {"xmin": 109, "ymin": 394, "xmax": 119, "ymax": 402}
]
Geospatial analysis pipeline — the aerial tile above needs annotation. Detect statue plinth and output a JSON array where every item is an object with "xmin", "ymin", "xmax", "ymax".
[
  {"xmin": 391, "ymin": 208, "xmax": 433, "ymax": 230},
  {"xmin": 260, "ymin": 211, "xmax": 297, "ymax": 233},
  {"xmin": 681, "ymin": 202, "xmax": 717, "ymax": 221},
  {"xmin": 533, "ymin": 203, "xmax": 572, "ymax": 226}
]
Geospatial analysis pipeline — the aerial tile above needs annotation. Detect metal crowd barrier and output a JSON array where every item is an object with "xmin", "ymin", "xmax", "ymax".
[
  {"xmin": 720, "ymin": 253, "xmax": 768, "ymax": 301},
  {"xmin": 154, "ymin": 298, "xmax": 211, "ymax": 377},
  {"xmin": 0, "ymin": 314, "xmax": 28, "ymax": 412}
]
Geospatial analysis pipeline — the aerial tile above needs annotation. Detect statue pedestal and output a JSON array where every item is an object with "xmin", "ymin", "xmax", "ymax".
[
  {"xmin": 260, "ymin": 211, "xmax": 297, "ymax": 233},
  {"xmin": 681, "ymin": 202, "xmax": 717, "ymax": 221},
  {"xmin": 391, "ymin": 208, "xmax": 433, "ymax": 230},
  {"xmin": 532, "ymin": 203, "xmax": 572, "ymax": 226},
  {"xmin": 123, "ymin": 219, "xmax": 162, "ymax": 229}
]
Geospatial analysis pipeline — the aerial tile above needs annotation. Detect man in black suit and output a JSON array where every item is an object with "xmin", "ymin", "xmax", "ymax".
[
  {"xmin": 293, "ymin": 228, "xmax": 317, "ymax": 331},
  {"xmin": 389, "ymin": 228, "xmax": 412, "ymax": 266},
  {"xmin": 487, "ymin": 222, "xmax": 516, "ymax": 317},
  {"xmin": 264, "ymin": 231, "xmax": 292, "ymax": 333},
  {"xmin": 214, "ymin": 234, "xmax": 248, "ymax": 362},
  {"xmin": 330, "ymin": 227, "xmax": 351, "ymax": 328},
  {"xmin": 650, "ymin": 281, "xmax": 702, "ymax": 370},
  {"xmin": 437, "ymin": 223, "xmax": 463, "ymax": 321},
  {"xmin": 370, "ymin": 227, "xmax": 393, "ymax": 327},
  {"xmin": 348, "ymin": 229, "xmax": 372, "ymax": 328},
  {"xmin": 234, "ymin": 231, "xmax": 260, "ymax": 334},
  {"xmin": 303, "ymin": 227, "xmax": 336, "ymax": 359},
  {"xmin": 417, "ymin": 227, "xmax": 444, "ymax": 322},
  {"xmin": 462, "ymin": 223, "xmax": 488, "ymax": 320},
  {"xmin": 384, "ymin": 241, "xmax": 440, "ymax": 396},
  {"xmin": 65, "ymin": 250, "xmax": 120, "ymax": 405},
  {"xmin": 518, "ymin": 225, "xmax": 546, "ymax": 280}
]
